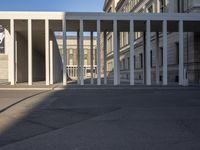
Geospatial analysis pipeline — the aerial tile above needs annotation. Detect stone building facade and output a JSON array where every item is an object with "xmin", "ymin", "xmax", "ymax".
[
  {"xmin": 56, "ymin": 35, "xmax": 97, "ymax": 79},
  {"xmin": 103, "ymin": 0, "xmax": 200, "ymax": 84}
]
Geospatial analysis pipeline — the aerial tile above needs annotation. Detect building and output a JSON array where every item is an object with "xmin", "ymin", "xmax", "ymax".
[
  {"xmin": 56, "ymin": 34, "xmax": 97, "ymax": 80},
  {"xmin": 103, "ymin": 0, "xmax": 200, "ymax": 85},
  {"xmin": 0, "ymin": 11, "xmax": 199, "ymax": 86}
]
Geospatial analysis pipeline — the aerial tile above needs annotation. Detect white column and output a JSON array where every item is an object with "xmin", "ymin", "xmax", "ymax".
[
  {"xmin": 10, "ymin": 19, "xmax": 15, "ymax": 85},
  {"xmin": 77, "ymin": 31, "xmax": 80, "ymax": 84},
  {"xmin": 155, "ymin": 32, "xmax": 160, "ymax": 85},
  {"xmin": 113, "ymin": 20, "xmax": 120, "ymax": 85},
  {"xmin": 179, "ymin": 20, "xmax": 184, "ymax": 85},
  {"xmin": 90, "ymin": 31, "xmax": 94, "ymax": 85},
  {"xmin": 130, "ymin": 20, "xmax": 135, "ymax": 85},
  {"xmin": 45, "ymin": 19, "xmax": 50, "ymax": 85},
  {"xmin": 146, "ymin": 20, "xmax": 151, "ymax": 85},
  {"xmin": 97, "ymin": 20, "xmax": 101, "ymax": 85},
  {"xmin": 79, "ymin": 20, "xmax": 84, "ymax": 85},
  {"xmin": 163, "ymin": 20, "xmax": 168, "ymax": 85},
  {"xmin": 28, "ymin": 19, "xmax": 32, "ymax": 85},
  {"xmin": 62, "ymin": 19, "xmax": 67, "ymax": 85},
  {"xmin": 50, "ymin": 40, "xmax": 53, "ymax": 84},
  {"xmin": 103, "ymin": 31, "xmax": 107, "ymax": 85}
]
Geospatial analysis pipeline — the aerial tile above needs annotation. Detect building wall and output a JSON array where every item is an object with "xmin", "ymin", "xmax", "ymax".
[{"xmin": 104, "ymin": 0, "xmax": 200, "ymax": 84}]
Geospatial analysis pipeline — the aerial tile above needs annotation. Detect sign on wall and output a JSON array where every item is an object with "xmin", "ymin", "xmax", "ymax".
[{"xmin": 0, "ymin": 25, "xmax": 5, "ymax": 53}]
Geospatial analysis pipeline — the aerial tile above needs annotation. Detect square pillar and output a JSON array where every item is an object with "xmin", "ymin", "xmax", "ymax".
[
  {"xmin": 130, "ymin": 20, "xmax": 135, "ymax": 85},
  {"xmin": 79, "ymin": 20, "xmax": 84, "ymax": 85},
  {"xmin": 179, "ymin": 20, "xmax": 184, "ymax": 86},
  {"xmin": 146, "ymin": 20, "xmax": 151, "ymax": 85},
  {"xmin": 77, "ymin": 31, "xmax": 80, "ymax": 84},
  {"xmin": 103, "ymin": 31, "xmax": 107, "ymax": 85},
  {"xmin": 97, "ymin": 20, "xmax": 101, "ymax": 85},
  {"xmin": 45, "ymin": 19, "xmax": 50, "ymax": 86},
  {"xmin": 62, "ymin": 19, "xmax": 67, "ymax": 86},
  {"xmin": 10, "ymin": 19, "xmax": 15, "ymax": 85},
  {"xmin": 50, "ymin": 39, "xmax": 53, "ymax": 85},
  {"xmin": 28, "ymin": 19, "xmax": 32, "ymax": 85},
  {"xmin": 155, "ymin": 32, "xmax": 160, "ymax": 85},
  {"xmin": 163, "ymin": 20, "xmax": 168, "ymax": 85},
  {"xmin": 113, "ymin": 20, "xmax": 120, "ymax": 85},
  {"xmin": 90, "ymin": 31, "xmax": 94, "ymax": 85}
]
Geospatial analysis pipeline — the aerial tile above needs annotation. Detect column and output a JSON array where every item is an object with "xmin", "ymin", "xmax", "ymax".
[
  {"xmin": 130, "ymin": 20, "xmax": 135, "ymax": 85},
  {"xmin": 113, "ymin": 20, "xmax": 120, "ymax": 85},
  {"xmin": 62, "ymin": 19, "xmax": 67, "ymax": 85},
  {"xmin": 10, "ymin": 19, "xmax": 15, "ymax": 85},
  {"xmin": 28, "ymin": 19, "xmax": 32, "ymax": 85},
  {"xmin": 146, "ymin": 20, "xmax": 151, "ymax": 85},
  {"xmin": 155, "ymin": 32, "xmax": 160, "ymax": 85},
  {"xmin": 45, "ymin": 19, "xmax": 50, "ymax": 85},
  {"xmin": 90, "ymin": 31, "xmax": 94, "ymax": 85},
  {"xmin": 103, "ymin": 31, "xmax": 107, "ymax": 85},
  {"xmin": 179, "ymin": 20, "xmax": 184, "ymax": 85},
  {"xmin": 50, "ymin": 39, "xmax": 53, "ymax": 84},
  {"xmin": 97, "ymin": 20, "xmax": 101, "ymax": 85},
  {"xmin": 163, "ymin": 20, "xmax": 168, "ymax": 85},
  {"xmin": 79, "ymin": 20, "xmax": 84, "ymax": 85},
  {"xmin": 77, "ymin": 31, "xmax": 80, "ymax": 84}
]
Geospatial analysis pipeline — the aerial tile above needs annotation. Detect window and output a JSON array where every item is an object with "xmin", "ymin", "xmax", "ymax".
[
  {"xmin": 177, "ymin": 0, "xmax": 184, "ymax": 13},
  {"xmin": 175, "ymin": 42, "xmax": 179, "ymax": 64},
  {"xmin": 0, "ymin": 25, "xmax": 5, "ymax": 54},
  {"xmin": 160, "ymin": 47, "xmax": 163, "ymax": 66},
  {"xmin": 140, "ymin": 53, "xmax": 143, "ymax": 69},
  {"xmin": 147, "ymin": 5, "xmax": 153, "ymax": 13},
  {"xmin": 150, "ymin": 50, "xmax": 153, "ymax": 67},
  {"xmin": 127, "ymin": 57, "xmax": 130, "ymax": 69},
  {"xmin": 134, "ymin": 55, "xmax": 136, "ymax": 69},
  {"xmin": 159, "ymin": 0, "xmax": 166, "ymax": 12}
]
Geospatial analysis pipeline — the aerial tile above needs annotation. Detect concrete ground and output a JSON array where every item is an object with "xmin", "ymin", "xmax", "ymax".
[{"xmin": 0, "ymin": 87, "xmax": 200, "ymax": 150}]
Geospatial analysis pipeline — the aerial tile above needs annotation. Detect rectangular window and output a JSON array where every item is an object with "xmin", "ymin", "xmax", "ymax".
[
  {"xmin": 175, "ymin": 42, "xmax": 179, "ymax": 64},
  {"xmin": 160, "ymin": 47, "xmax": 163, "ymax": 66},
  {"xmin": 140, "ymin": 53, "xmax": 143, "ymax": 69},
  {"xmin": 160, "ymin": 0, "xmax": 166, "ymax": 12},
  {"xmin": 134, "ymin": 55, "xmax": 136, "ymax": 69},
  {"xmin": 150, "ymin": 50, "xmax": 153, "ymax": 68},
  {"xmin": 127, "ymin": 57, "xmax": 130, "ymax": 70}
]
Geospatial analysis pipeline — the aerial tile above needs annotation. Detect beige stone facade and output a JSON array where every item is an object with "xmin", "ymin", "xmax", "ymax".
[{"xmin": 56, "ymin": 35, "xmax": 97, "ymax": 79}]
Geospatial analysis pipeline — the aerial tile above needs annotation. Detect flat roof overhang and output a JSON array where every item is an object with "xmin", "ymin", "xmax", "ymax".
[{"xmin": 0, "ymin": 12, "xmax": 200, "ymax": 32}]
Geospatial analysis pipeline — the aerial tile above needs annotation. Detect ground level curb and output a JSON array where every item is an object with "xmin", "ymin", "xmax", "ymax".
[{"xmin": 0, "ymin": 88, "xmax": 53, "ymax": 91}]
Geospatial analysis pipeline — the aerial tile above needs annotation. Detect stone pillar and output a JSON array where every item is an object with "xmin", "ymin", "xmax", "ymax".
[
  {"xmin": 130, "ymin": 20, "xmax": 135, "ymax": 85},
  {"xmin": 113, "ymin": 20, "xmax": 120, "ymax": 85},
  {"xmin": 146, "ymin": 20, "xmax": 151, "ymax": 85},
  {"xmin": 90, "ymin": 31, "xmax": 94, "ymax": 85},
  {"xmin": 10, "ymin": 19, "xmax": 15, "ymax": 85},
  {"xmin": 28, "ymin": 19, "xmax": 32, "ymax": 85},
  {"xmin": 45, "ymin": 19, "xmax": 50, "ymax": 85},
  {"xmin": 163, "ymin": 20, "xmax": 168, "ymax": 85},
  {"xmin": 155, "ymin": 32, "xmax": 160, "ymax": 85},
  {"xmin": 77, "ymin": 31, "xmax": 80, "ymax": 84},
  {"xmin": 97, "ymin": 20, "xmax": 101, "ymax": 85},
  {"xmin": 179, "ymin": 20, "xmax": 184, "ymax": 85},
  {"xmin": 79, "ymin": 20, "xmax": 84, "ymax": 85},
  {"xmin": 103, "ymin": 31, "xmax": 107, "ymax": 85},
  {"xmin": 62, "ymin": 19, "xmax": 67, "ymax": 85},
  {"xmin": 50, "ymin": 40, "xmax": 53, "ymax": 85}
]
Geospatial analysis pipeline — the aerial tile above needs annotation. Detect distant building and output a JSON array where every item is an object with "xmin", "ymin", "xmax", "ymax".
[{"xmin": 56, "ymin": 35, "xmax": 97, "ymax": 79}]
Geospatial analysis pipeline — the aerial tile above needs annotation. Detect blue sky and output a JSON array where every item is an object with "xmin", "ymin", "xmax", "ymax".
[{"xmin": 0, "ymin": 0, "xmax": 104, "ymax": 12}]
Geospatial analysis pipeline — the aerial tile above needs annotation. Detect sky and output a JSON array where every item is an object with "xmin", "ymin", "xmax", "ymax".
[{"xmin": 0, "ymin": 0, "xmax": 105, "ymax": 12}]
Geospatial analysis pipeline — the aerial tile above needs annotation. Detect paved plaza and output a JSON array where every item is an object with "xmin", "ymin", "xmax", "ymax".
[{"xmin": 0, "ymin": 87, "xmax": 200, "ymax": 150}]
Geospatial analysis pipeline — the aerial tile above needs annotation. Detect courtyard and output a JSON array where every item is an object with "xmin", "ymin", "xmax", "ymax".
[{"xmin": 0, "ymin": 87, "xmax": 200, "ymax": 150}]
